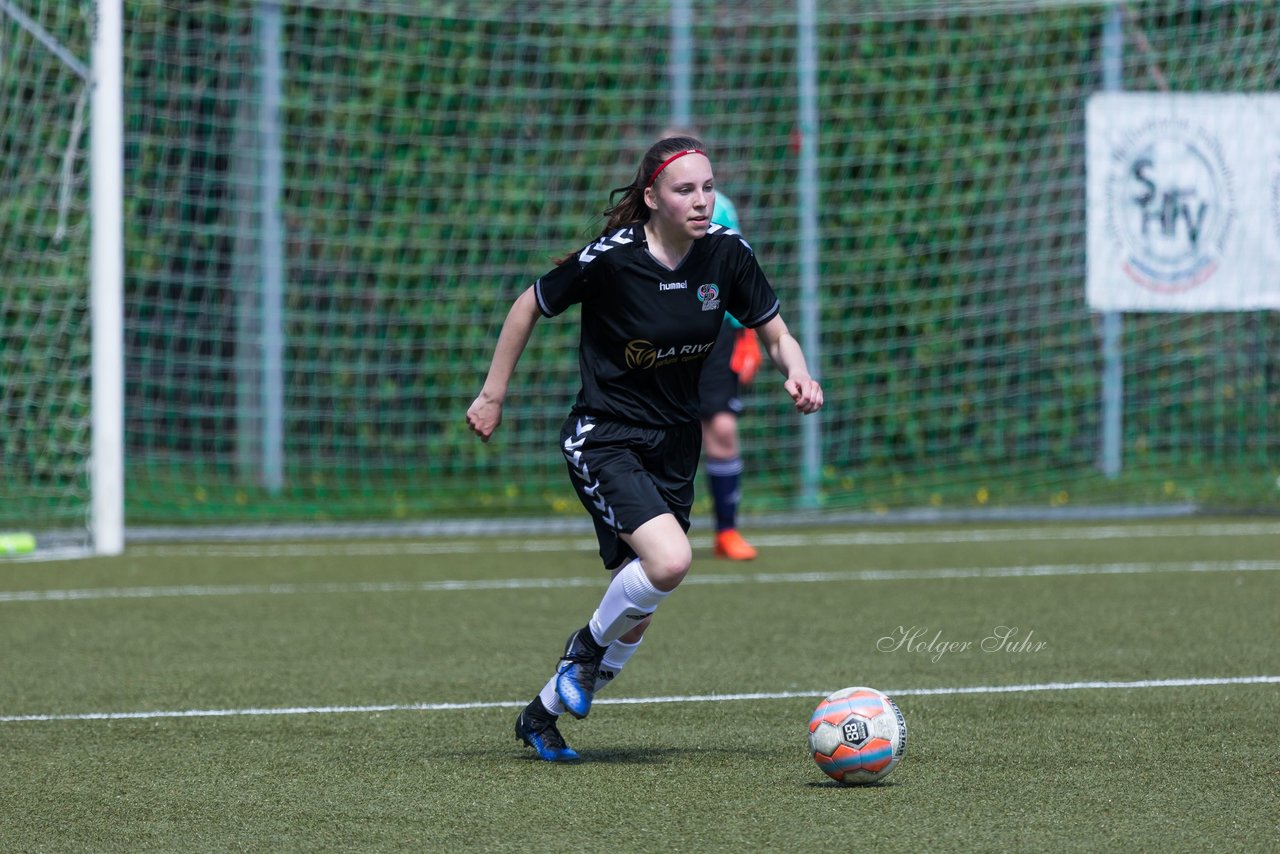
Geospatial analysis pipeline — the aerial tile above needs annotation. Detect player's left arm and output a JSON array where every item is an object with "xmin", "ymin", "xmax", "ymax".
[{"xmin": 755, "ymin": 314, "xmax": 823, "ymax": 414}]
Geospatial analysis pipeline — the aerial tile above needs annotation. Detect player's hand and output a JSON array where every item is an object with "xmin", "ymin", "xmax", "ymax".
[
  {"xmin": 729, "ymin": 328, "xmax": 762, "ymax": 385},
  {"xmin": 785, "ymin": 376, "xmax": 823, "ymax": 415},
  {"xmin": 466, "ymin": 392, "xmax": 504, "ymax": 442}
]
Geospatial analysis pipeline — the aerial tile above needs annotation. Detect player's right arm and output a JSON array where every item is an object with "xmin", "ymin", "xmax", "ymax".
[{"xmin": 466, "ymin": 285, "xmax": 542, "ymax": 442}]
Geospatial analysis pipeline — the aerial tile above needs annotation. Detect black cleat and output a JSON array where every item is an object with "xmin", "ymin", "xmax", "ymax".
[
  {"xmin": 555, "ymin": 626, "xmax": 608, "ymax": 719},
  {"xmin": 515, "ymin": 698, "xmax": 580, "ymax": 762}
]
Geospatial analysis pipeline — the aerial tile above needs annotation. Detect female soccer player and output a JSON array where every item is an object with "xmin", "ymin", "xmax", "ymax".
[{"xmin": 466, "ymin": 135, "xmax": 823, "ymax": 761}]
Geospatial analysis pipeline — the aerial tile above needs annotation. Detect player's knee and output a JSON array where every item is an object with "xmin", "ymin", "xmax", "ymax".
[
  {"xmin": 703, "ymin": 413, "xmax": 739, "ymax": 457},
  {"xmin": 644, "ymin": 543, "xmax": 692, "ymax": 591},
  {"xmin": 625, "ymin": 515, "xmax": 694, "ymax": 591}
]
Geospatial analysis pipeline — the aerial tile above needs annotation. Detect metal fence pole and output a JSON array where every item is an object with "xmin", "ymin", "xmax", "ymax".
[
  {"xmin": 797, "ymin": 0, "xmax": 822, "ymax": 508},
  {"xmin": 1100, "ymin": 3, "xmax": 1124, "ymax": 478}
]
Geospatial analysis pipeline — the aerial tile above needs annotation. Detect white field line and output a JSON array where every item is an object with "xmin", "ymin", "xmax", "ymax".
[
  {"xmin": 3, "ymin": 559, "xmax": 1278, "ymax": 604},
  {"xmin": 119, "ymin": 520, "xmax": 1280, "ymax": 559},
  {"xmin": 2, "ymin": 675, "xmax": 1276, "ymax": 724}
]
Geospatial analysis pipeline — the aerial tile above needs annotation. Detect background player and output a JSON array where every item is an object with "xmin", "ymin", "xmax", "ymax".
[{"xmin": 698, "ymin": 189, "xmax": 764, "ymax": 560}]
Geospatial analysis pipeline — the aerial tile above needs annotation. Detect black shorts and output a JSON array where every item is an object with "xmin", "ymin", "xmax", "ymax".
[
  {"xmin": 697, "ymin": 321, "xmax": 744, "ymax": 420},
  {"xmin": 560, "ymin": 413, "xmax": 701, "ymax": 570}
]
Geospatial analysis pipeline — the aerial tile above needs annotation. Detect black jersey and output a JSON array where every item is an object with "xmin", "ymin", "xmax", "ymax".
[{"xmin": 534, "ymin": 222, "xmax": 780, "ymax": 426}]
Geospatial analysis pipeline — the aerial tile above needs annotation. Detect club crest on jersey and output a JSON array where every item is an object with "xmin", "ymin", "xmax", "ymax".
[{"xmin": 697, "ymin": 283, "xmax": 721, "ymax": 311}]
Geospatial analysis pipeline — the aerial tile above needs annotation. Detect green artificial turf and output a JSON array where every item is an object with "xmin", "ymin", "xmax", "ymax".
[{"xmin": 2, "ymin": 519, "xmax": 1277, "ymax": 851}]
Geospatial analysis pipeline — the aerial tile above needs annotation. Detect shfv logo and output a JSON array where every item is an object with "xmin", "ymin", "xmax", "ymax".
[{"xmin": 1107, "ymin": 120, "xmax": 1236, "ymax": 293}]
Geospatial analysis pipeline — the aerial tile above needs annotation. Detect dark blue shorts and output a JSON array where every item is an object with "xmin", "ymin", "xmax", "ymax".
[
  {"xmin": 697, "ymin": 321, "xmax": 744, "ymax": 420},
  {"xmin": 560, "ymin": 414, "xmax": 701, "ymax": 569}
]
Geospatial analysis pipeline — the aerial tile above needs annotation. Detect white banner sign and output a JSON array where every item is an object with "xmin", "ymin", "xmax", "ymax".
[{"xmin": 1086, "ymin": 93, "xmax": 1280, "ymax": 311}]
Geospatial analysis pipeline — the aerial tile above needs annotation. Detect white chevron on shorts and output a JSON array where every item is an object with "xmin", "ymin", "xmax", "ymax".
[
  {"xmin": 563, "ymin": 419, "xmax": 594, "ymax": 450},
  {"xmin": 562, "ymin": 417, "xmax": 616, "ymax": 528}
]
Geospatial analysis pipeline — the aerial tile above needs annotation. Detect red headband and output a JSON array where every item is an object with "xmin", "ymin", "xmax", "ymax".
[{"xmin": 645, "ymin": 148, "xmax": 707, "ymax": 188}]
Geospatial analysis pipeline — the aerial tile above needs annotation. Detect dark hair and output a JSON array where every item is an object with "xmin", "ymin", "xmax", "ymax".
[
  {"xmin": 555, "ymin": 135, "xmax": 706, "ymax": 265},
  {"xmin": 602, "ymin": 135, "xmax": 706, "ymax": 231}
]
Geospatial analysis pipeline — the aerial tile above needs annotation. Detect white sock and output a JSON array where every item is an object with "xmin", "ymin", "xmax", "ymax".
[
  {"xmin": 538, "ymin": 676, "xmax": 565, "ymax": 716},
  {"xmin": 595, "ymin": 637, "xmax": 642, "ymax": 691},
  {"xmin": 538, "ymin": 636, "xmax": 644, "ymax": 716},
  {"xmin": 588, "ymin": 559, "xmax": 669, "ymax": 646}
]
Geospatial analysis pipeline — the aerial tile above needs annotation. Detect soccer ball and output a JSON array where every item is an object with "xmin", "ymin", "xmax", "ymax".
[{"xmin": 807, "ymin": 686, "xmax": 907, "ymax": 785}]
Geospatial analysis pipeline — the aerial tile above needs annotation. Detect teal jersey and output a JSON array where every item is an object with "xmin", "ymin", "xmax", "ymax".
[
  {"xmin": 712, "ymin": 192, "xmax": 744, "ymax": 328},
  {"xmin": 712, "ymin": 191, "xmax": 740, "ymax": 232}
]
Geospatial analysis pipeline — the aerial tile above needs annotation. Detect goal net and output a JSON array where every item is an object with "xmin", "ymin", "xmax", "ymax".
[
  {"xmin": 6, "ymin": 1, "xmax": 1279, "ymax": 544},
  {"xmin": 1, "ymin": 1, "xmax": 96, "ymax": 554}
]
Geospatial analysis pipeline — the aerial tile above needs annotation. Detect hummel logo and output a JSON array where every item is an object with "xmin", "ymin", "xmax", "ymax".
[{"xmin": 659, "ymin": 280, "xmax": 688, "ymax": 291}]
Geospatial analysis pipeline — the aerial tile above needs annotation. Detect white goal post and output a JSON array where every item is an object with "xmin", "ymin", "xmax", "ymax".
[{"xmin": 91, "ymin": 0, "xmax": 124, "ymax": 556}]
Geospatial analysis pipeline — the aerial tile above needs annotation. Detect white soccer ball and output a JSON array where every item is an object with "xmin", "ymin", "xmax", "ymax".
[{"xmin": 807, "ymin": 686, "xmax": 907, "ymax": 784}]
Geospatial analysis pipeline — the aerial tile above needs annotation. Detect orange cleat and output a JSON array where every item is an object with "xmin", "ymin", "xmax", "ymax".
[{"xmin": 713, "ymin": 529, "xmax": 758, "ymax": 561}]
